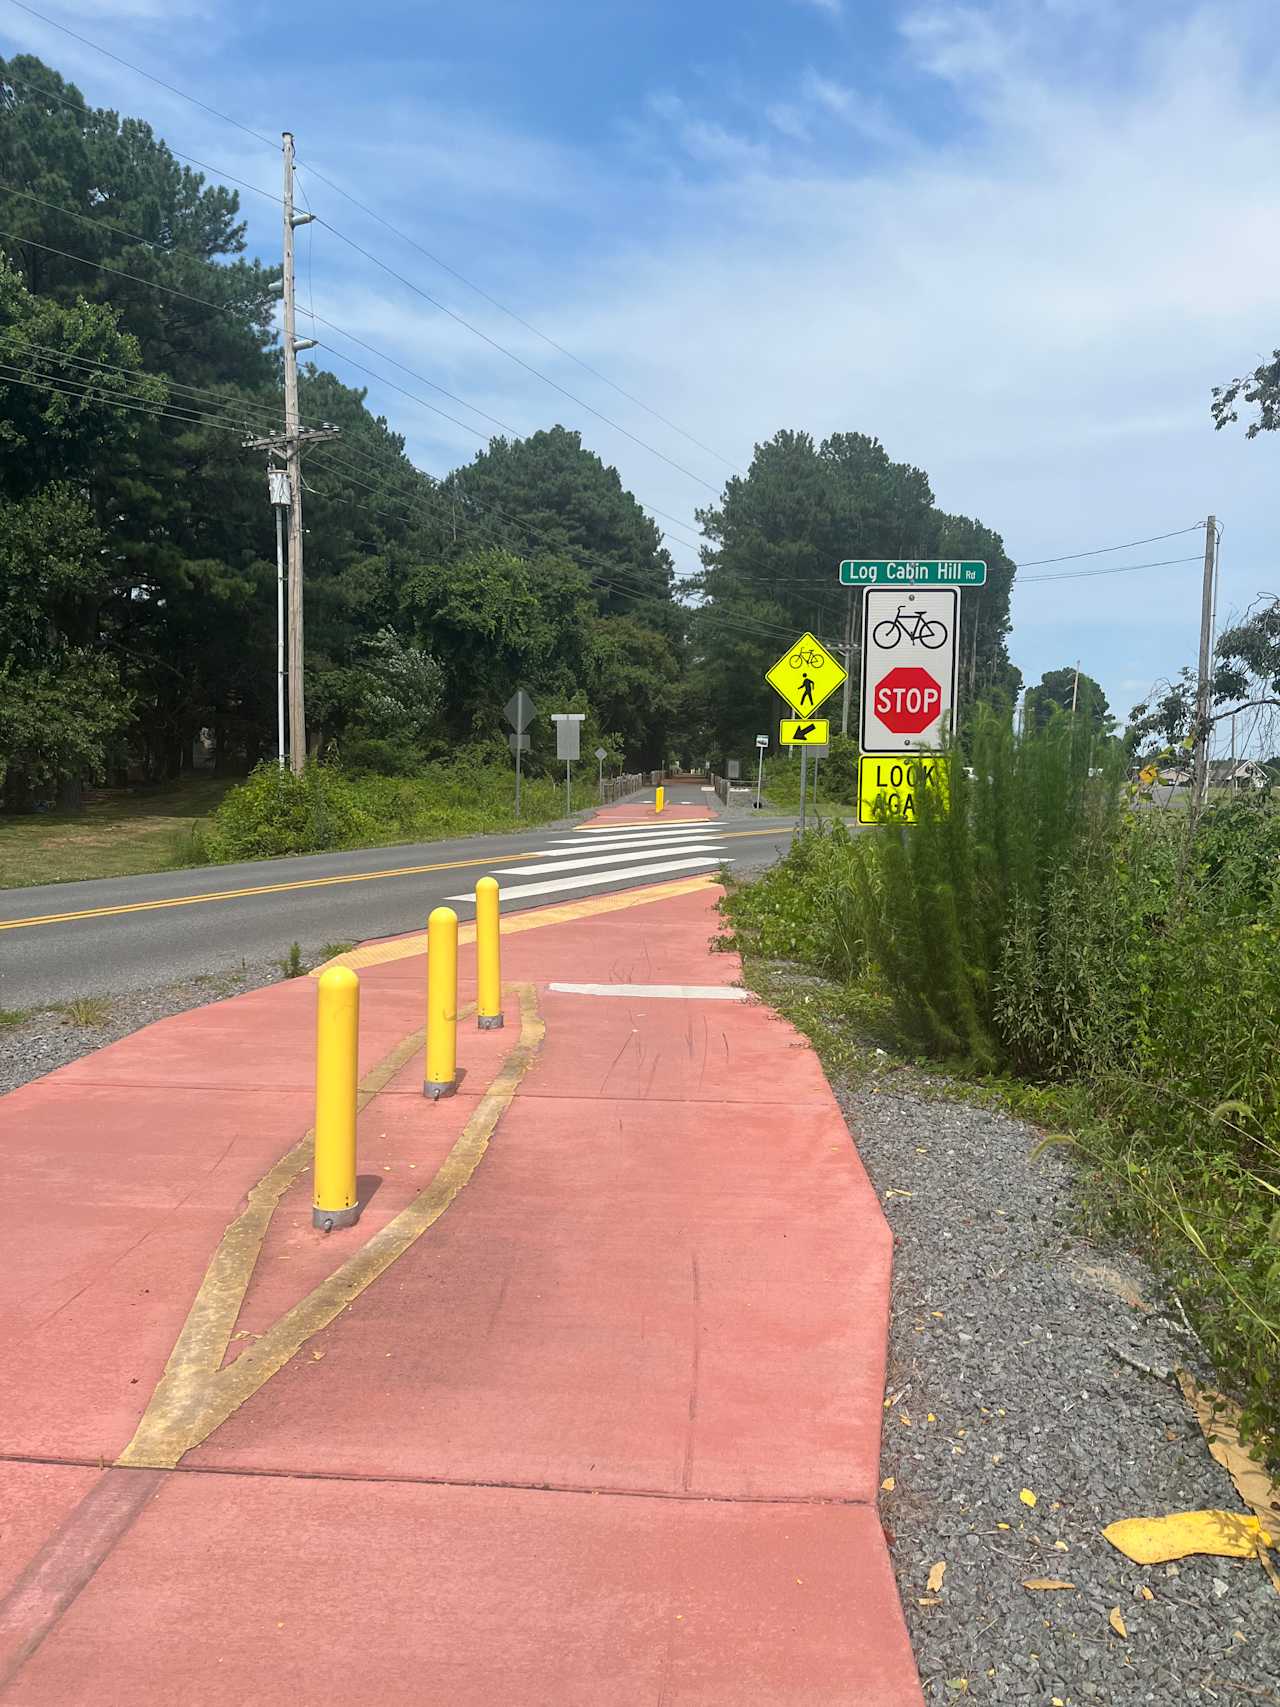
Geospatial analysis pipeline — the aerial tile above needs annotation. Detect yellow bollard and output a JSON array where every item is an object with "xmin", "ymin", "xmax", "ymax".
[
  {"xmin": 424, "ymin": 905, "xmax": 459, "ymax": 1099},
  {"xmin": 313, "ymin": 965, "xmax": 362, "ymax": 1231},
  {"xmin": 655, "ymin": 784, "xmax": 665, "ymax": 814},
  {"xmin": 475, "ymin": 877, "xmax": 503, "ymax": 1031}
]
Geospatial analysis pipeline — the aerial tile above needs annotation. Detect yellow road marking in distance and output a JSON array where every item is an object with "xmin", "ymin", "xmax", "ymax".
[
  {"xmin": 118, "ymin": 987, "xmax": 541, "ymax": 1470},
  {"xmin": 0, "ymin": 851, "xmax": 544, "ymax": 934}
]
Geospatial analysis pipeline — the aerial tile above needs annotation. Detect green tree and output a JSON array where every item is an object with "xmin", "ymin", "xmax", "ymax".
[
  {"xmin": 1212, "ymin": 350, "xmax": 1280, "ymax": 439},
  {"xmin": 1025, "ymin": 667, "xmax": 1112, "ymax": 734}
]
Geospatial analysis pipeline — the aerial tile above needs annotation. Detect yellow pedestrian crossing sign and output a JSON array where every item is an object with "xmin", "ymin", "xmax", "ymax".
[
  {"xmin": 765, "ymin": 632, "xmax": 847, "ymax": 717},
  {"xmin": 779, "ymin": 718, "xmax": 829, "ymax": 746}
]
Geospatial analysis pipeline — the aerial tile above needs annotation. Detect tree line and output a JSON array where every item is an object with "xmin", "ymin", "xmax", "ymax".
[{"xmin": 0, "ymin": 54, "xmax": 1022, "ymax": 810}]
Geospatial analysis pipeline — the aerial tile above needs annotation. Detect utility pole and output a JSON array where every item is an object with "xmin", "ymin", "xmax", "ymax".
[
  {"xmin": 1192, "ymin": 515, "xmax": 1217, "ymax": 810},
  {"xmin": 839, "ymin": 589, "xmax": 855, "ymax": 736},
  {"xmin": 1070, "ymin": 660, "xmax": 1080, "ymax": 715},
  {"xmin": 281, "ymin": 132, "xmax": 312, "ymax": 775},
  {"xmin": 245, "ymin": 132, "xmax": 337, "ymax": 774}
]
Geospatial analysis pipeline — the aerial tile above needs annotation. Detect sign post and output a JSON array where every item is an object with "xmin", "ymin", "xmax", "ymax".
[
  {"xmin": 503, "ymin": 688, "xmax": 536, "ymax": 819},
  {"xmin": 595, "ymin": 745, "xmax": 607, "ymax": 792},
  {"xmin": 755, "ymin": 735, "xmax": 768, "ymax": 811},
  {"xmin": 552, "ymin": 713, "xmax": 584, "ymax": 816}
]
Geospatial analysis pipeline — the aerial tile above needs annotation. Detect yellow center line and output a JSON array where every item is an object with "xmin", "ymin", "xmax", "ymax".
[
  {"xmin": 0, "ymin": 825, "xmax": 793, "ymax": 937},
  {"xmin": 0, "ymin": 851, "xmax": 543, "ymax": 934}
]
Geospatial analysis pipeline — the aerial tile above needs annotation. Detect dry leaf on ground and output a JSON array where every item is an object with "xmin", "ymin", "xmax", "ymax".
[
  {"xmin": 1021, "ymin": 1579, "xmax": 1075, "ymax": 1592},
  {"xmin": 1108, "ymin": 1608, "xmax": 1128, "ymax": 1639},
  {"xmin": 881, "ymin": 1477, "xmax": 896, "ymax": 1492},
  {"xmin": 927, "ymin": 1561, "xmax": 947, "ymax": 1593},
  {"xmin": 1019, "ymin": 1488, "xmax": 1038, "ymax": 1508},
  {"xmin": 1104, "ymin": 1510, "xmax": 1270, "ymax": 1565},
  {"xmin": 1176, "ymin": 1372, "xmax": 1280, "ymax": 1543}
]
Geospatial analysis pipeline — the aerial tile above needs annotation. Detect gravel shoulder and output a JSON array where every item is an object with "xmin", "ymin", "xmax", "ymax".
[
  {"xmin": 0, "ymin": 955, "xmax": 304, "ymax": 1095},
  {"xmin": 754, "ymin": 966, "xmax": 1279, "ymax": 1707}
]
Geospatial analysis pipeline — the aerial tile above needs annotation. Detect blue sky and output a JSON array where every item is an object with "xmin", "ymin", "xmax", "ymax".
[{"xmin": 4, "ymin": 0, "xmax": 1278, "ymax": 747}]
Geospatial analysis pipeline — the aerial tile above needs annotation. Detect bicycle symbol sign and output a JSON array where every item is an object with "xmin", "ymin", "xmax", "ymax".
[
  {"xmin": 764, "ymin": 630, "xmax": 848, "ymax": 717},
  {"xmin": 871, "ymin": 605, "xmax": 949, "ymax": 651},
  {"xmin": 860, "ymin": 588, "xmax": 959, "ymax": 754}
]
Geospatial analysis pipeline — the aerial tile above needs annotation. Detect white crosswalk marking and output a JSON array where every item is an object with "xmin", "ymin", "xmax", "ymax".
[
  {"xmin": 493, "ymin": 844, "xmax": 721, "ymax": 877},
  {"xmin": 442, "ymin": 818, "xmax": 731, "ymax": 907},
  {"xmin": 444, "ymin": 855, "xmax": 725, "ymax": 905}
]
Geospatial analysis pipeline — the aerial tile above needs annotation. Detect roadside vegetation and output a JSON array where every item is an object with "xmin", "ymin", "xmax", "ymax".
[
  {"xmin": 722, "ymin": 710, "xmax": 1280, "ymax": 1467},
  {"xmin": 0, "ymin": 778, "xmax": 233, "ymax": 888}
]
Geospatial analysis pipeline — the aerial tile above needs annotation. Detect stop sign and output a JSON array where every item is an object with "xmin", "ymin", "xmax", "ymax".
[{"xmin": 873, "ymin": 666, "xmax": 942, "ymax": 734}]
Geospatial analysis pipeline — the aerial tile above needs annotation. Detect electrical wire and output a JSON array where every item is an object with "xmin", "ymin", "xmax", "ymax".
[
  {"xmin": 1, "ymin": 13, "xmax": 742, "ymax": 486},
  {"xmin": 1016, "ymin": 523, "xmax": 1205, "ymax": 567},
  {"xmin": 1021, "ymin": 554, "xmax": 1204, "ymax": 584},
  {"xmin": 0, "ymin": 199, "xmax": 709, "ymax": 538},
  {"xmin": 4, "ymin": 0, "xmax": 277, "ymax": 148}
]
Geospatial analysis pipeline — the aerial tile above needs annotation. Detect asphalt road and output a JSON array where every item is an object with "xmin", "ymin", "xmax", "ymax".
[{"xmin": 0, "ymin": 785, "xmax": 800, "ymax": 1009}]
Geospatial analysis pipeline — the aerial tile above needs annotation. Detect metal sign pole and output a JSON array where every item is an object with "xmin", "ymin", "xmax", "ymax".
[
  {"xmin": 515, "ymin": 740, "xmax": 522, "ymax": 820},
  {"xmin": 565, "ymin": 759, "xmax": 571, "ymax": 816},
  {"xmin": 755, "ymin": 746, "xmax": 764, "ymax": 810},
  {"xmin": 799, "ymin": 749, "xmax": 808, "ymax": 832}
]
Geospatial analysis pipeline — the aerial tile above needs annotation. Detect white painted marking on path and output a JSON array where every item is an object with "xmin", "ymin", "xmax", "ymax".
[
  {"xmin": 444, "ymin": 856, "xmax": 728, "ymax": 904},
  {"xmin": 549, "ymin": 982, "xmax": 749, "ymax": 1001},
  {"xmin": 573, "ymin": 821, "xmax": 717, "ymax": 835},
  {"xmin": 492, "ymin": 845, "xmax": 721, "ymax": 877}
]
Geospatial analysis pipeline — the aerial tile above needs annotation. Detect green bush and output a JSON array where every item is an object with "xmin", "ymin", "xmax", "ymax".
[
  {"xmin": 722, "ymin": 715, "xmax": 1280, "ymax": 1462},
  {"xmin": 204, "ymin": 756, "xmax": 600, "ymax": 862},
  {"xmin": 206, "ymin": 763, "xmax": 377, "ymax": 860}
]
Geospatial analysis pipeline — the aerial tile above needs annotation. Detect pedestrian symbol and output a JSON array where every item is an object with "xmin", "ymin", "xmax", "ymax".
[{"xmin": 764, "ymin": 631, "xmax": 847, "ymax": 717}]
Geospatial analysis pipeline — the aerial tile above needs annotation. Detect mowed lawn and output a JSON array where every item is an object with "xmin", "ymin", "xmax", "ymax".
[{"xmin": 0, "ymin": 778, "xmax": 233, "ymax": 889}]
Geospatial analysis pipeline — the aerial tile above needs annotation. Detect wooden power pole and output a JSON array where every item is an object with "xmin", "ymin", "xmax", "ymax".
[
  {"xmin": 1192, "ymin": 515, "xmax": 1217, "ymax": 809},
  {"xmin": 245, "ymin": 132, "xmax": 337, "ymax": 774}
]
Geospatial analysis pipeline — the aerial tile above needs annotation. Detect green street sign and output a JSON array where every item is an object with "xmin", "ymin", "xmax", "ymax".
[{"xmin": 839, "ymin": 558, "xmax": 987, "ymax": 588}]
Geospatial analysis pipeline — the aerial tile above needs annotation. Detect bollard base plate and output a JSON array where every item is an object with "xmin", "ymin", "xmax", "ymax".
[
  {"xmin": 313, "ymin": 1202, "xmax": 361, "ymax": 1232},
  {"xmin": 477, "ymin": 1013, "xmax": 505, "ymax": 1030},
  {"xmin": 424, "ymin": 1078, "xmax": 457, "ymax": 1100}
]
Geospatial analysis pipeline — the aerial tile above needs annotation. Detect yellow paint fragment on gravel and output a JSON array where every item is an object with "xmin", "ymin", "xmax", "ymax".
[{"xmin": 1103, "ymin": 1510, "xmax": 1272, "ymax": 1564}]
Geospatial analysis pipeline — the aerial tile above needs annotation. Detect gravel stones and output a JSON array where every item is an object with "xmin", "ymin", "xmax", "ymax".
[
  {"xmin": 835, "ymin": 1069, "xmax": 1280, "ymax": 1706},
  {"xmin": 0, "ymin": 957, "xmax": 290, "ymax": 1095}
]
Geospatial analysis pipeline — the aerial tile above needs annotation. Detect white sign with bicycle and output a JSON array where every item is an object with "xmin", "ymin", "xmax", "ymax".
[{"xmin": 860, "ymin": 587, "xmax": 959, "ymax": 754}]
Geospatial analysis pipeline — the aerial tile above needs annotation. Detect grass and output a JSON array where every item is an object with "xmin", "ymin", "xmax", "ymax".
[
  {"xmin": 57, "ymin": 994, "xmax": 113, "ymax": 1027},
  {"xmin": 0, "ymin": 777, "xmax": 234, "ymax": 890}
]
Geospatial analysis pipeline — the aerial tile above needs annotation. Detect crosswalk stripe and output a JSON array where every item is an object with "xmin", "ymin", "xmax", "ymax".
[
  {"xmin": 542, "ymin": 833, "xmax": 727, "ymax": 855},
  {"xmin": 445, "ymin": 855, "xmax": 728, "ymax": 904},
  {"xmin": 573, "ymin": 821, "xmax": 717, "ymax": 835},
  {"xmin": 492, "ymin": 844, "xmax": 722, "ymax": 877}
]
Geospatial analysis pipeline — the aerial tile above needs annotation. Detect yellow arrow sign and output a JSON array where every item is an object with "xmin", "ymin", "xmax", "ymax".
[
  {"xmin": 779, "ymin": 718, "xmax": 830, "ymax": 746},
  {"xmin": 765, "ymin": 631, "xmax": 847, "ymax": 717}
]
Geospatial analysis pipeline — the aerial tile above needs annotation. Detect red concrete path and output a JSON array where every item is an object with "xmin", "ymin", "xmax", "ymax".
[{"xmin": 0, "ymin": 872, "xmax": 921, "ymax": 1704}]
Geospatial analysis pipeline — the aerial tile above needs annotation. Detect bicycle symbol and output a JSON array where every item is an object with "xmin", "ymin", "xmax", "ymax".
[
  {"xmin": 789, "ymin": 645, "xmax": 826, "ymax": 669},
  {"xmin": 872, "ymin": 606, "xmax": 948, "ymax": 650}
]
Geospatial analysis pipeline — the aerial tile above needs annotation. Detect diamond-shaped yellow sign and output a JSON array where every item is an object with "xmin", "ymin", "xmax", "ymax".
[{"xmin": 765, "ymin": 631, "xmax": 847, "ymax": 717}]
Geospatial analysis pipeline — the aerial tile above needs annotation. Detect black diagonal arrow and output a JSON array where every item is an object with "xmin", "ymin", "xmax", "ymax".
[{"xmin": 794, "ymin": 723, "xmax": 816, "ymax": 740}]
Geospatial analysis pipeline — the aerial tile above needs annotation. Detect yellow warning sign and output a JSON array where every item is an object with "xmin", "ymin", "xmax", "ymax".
[
  {"xmin": 857, "ymin": 754, "xmax": 949, "ymax": 825},
  {"xmin": 765, "ymin": 632, "xmax": 847, "ymax": 717},
  {"xmin": 779, "ymin": 718, "xmax": 830, "ymax": 746}
]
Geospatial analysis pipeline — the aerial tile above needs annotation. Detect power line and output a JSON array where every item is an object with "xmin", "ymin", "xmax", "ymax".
[
  {"xmin": 4, "ymin": 0, "xmax": 277, "ymax": 148},
  {"xmin": 1021, "ymin": 554, "xmax": 1204, "ymax": 585},
  {"xmin": 0, "ymin": 200, "xmax": 708, "ymax": 540},
  {"xmin": 310, "ymin": 216, "xmax": 721, "ymax": 493},
  {"xmin": 1016, "ymin": 523, "xmax": 1205, "ymax": 568},
  {"xmin": 2, "ymin": 12, "xmax": 737, "ymax": 490},
  {"xmin": 293, "ymin": 161, "xmax": 744, "ymax": 478}
]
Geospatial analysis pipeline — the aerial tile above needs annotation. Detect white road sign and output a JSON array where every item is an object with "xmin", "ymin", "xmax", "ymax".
[{"xmin": 860, "ymin": 587, "xmax": 958, "ymax": 754}]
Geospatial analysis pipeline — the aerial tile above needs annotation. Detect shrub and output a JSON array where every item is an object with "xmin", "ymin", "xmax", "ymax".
[{"xmin": 205, "ymin": 763, "xmax": 377, "ymax": 860}]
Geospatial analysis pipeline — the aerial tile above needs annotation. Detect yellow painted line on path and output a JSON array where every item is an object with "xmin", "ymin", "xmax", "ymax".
[
  {"xmin": 0, "ymin": 851, "xmax": 543, "ymax": 935},
  {"xmin": 118, "ymin": 986, "xmax": 541, "ymax": 1470},
  {"xmin": 312, "ymin": 871, "xmax": 721, "ymax": 975}
]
